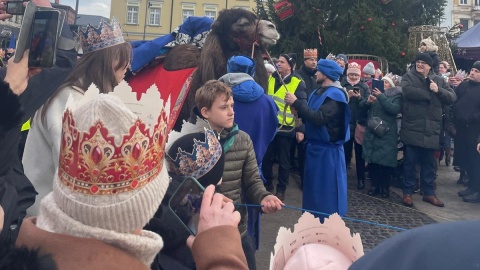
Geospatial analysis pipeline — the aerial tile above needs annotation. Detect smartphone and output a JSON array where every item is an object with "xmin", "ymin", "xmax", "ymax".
[
  {"xmin": 6, "ymin": 1, "xmax": 25, "ymax": 15},
  {"xmin": 426, "ymin": 77, "xmax": 432, "ymax": 85},
  {"xmin": 372, "ymin": 79, "xmax": 384, "ymax": 93},
  {"xmin": 353, "ymin": 86, "xmax": 360, "ymax": 93},
  {"xmin": 169, "ymin": 177, "xmax": 205, "ymax": 235},
  {"xmin": 28, "ymin": 10, "xmax": 61, "ymax": 68}
]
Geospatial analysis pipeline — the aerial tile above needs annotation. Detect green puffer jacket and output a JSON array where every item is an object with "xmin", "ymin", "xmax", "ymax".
[
  {"xmin": 361, "ymin": 87, "xmax": 402, "ymax": 168},
  {"xmin": 400, "ymin": 69, "xmax": 456, "ymax": 149},
  {"xmin": 218, "ymin": 127, "xmax": 271, "ymax": 237}
]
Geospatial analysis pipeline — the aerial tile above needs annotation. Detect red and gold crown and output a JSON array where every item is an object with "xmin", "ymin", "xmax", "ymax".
[
  {"xmin": 304, "ymin": 48, "xmax": 317, "ymax": 59},
  {"xmin": 58, "ymin": 82, "xmax": 171, "ymax": 196},
  {"xmin": 78, "ymin": 17, "xmax": 125, "ymax": 54}
]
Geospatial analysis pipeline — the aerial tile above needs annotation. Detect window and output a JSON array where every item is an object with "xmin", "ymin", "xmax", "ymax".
[
  {"xmin": 460, "ymin": 18, "xmax": 469, "ymax": 31},
  {"xmin": 475, "ymin": 0, "xmax": 480, "ymax": 5},
  {"xmin": 182, "ymin": 5, "xmax": 195, "ymax": 22},
  {"xmin": 149, "ymin": 8, "xmax": 160, "ymax": 25},
  {"xmin": 127, "ymin": 3, "xmax": 139, "ymax": 24},
  {"xmin": 460, "ymin": 0, "xmax": 468, "ymax": 5},
  {"xmin": 474, "ymin": 20, "xmax": 480, "ymax": 25},
  {"xmin": 204, "ymin": 5, "xmax": 217, "ymax": 20}
]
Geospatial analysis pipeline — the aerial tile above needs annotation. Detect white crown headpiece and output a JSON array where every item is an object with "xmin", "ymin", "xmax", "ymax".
[
  {"xmin": 78, "ymin": 17, "xmax": 125, "ymax": 54},
  {"xmin": 58, "ymin": 81, "xmax": 171, "ymax": 196}
]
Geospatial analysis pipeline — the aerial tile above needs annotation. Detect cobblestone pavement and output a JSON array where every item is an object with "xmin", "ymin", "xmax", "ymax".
[{"xmin": 255, "ymin": 164, "xmax": 437, "ymax": 269}]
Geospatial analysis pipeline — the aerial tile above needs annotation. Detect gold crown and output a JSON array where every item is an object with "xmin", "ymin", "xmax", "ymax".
[
  {"xmin": 58, "ymin": 82, "xmax": 172, "ymax": 195},
  {"xmin": 304, "ymin": 48, "xmax": 317, "ymax": 59},
  {"xmin": 78, "ymin": 17, "xmax": 125, "ymax": 54}
]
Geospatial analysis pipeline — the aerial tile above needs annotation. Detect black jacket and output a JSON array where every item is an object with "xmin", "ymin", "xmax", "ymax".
[
  {"xmin": 295, "ymin": 65, "xmax": 319, "ymax": 97},
  {"xmin": 0, "ymin": 20, "xmax": 77, "ymax": 250},
  {"xmin": 400, "ymin": 69, "xmax": 456, "ymax": 149},
  {"xmin": 341, "ymin": 78, "xmax": 370, "ymax": 132}
]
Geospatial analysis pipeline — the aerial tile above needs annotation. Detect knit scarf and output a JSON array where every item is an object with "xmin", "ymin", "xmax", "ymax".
[
  {"xmin": 347, "ymin": 77, "xmax": 360, "ymax": 86},
  {"xmin": 37, "ymin": 194, "xmax": 163, "ymax": 267}
]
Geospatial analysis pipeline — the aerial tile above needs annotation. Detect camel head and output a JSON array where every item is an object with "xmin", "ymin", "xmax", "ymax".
[
  {"xmin": 257, "ymin": 20, "xmax": 280, "ymax": 46},
  {"xmin": 212, "ymin": 8, "xmax": 279, "ymax": 51}
]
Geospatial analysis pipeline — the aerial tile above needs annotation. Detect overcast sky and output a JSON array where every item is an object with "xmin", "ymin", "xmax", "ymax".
[{"xmin": 59, "ymin": 0, "xmax": 111, "ymax": 18}]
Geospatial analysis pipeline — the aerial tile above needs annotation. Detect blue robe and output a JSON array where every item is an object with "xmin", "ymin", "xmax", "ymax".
[{"xmin": 303, "ymin": 86, "xmax": 350, "ymax": 220}]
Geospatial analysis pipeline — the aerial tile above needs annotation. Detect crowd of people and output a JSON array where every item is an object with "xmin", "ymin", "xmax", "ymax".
[{"xmin": 0, "ymin": 1, "xmax": 480, "ymax": 269}]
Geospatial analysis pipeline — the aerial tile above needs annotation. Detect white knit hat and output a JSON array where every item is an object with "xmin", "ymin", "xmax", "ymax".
[{"xmin": 53, "ymin": 94, "xmax": 169, "ymax": 233}]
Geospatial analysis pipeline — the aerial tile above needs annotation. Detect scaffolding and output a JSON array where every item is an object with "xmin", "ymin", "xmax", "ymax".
[{"xmin": 408, "ymin": 25, "xmax": 457, "ymax": 73}]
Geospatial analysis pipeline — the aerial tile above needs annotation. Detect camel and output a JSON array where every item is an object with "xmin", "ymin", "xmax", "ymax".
[{"xmin": 128, "ymin": 8, "xmax": 280, "ymax": 131}]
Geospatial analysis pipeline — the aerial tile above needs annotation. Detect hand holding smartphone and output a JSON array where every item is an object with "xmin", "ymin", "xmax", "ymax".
[
  {"xmin": 169, "ymin": 177, "xmax": 205, "ymax": 235},
  {"xmin": 372, "ymin": 79, "xmax": 384, "ymax": 93},
  {"xmin": 14, "ymin": 2, "xmax": 64, "ymax": 68}
]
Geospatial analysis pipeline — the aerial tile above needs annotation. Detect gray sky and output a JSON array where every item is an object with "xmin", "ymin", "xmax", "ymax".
[{"xmin": 59, "ymin": 0, "xmax": 110, "ymax": 18}]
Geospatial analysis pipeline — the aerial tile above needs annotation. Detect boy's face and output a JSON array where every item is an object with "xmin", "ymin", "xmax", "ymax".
[{"xmin": 201, "ymin": 94, "xmax": 235, "ymax": 131}]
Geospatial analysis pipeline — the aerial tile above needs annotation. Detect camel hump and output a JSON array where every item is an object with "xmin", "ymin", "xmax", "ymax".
[{"xmin": 163, "ymin": 44, "xmax": 201, "ymax": 71}]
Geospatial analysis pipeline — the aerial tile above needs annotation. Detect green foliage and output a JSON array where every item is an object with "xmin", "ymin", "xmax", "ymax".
[{"xmin": 255, "ymin": 0, "xmax": 447, "ymax": 74}]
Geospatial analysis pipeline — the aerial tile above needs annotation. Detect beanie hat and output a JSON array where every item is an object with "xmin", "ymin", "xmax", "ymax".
[
  {"xmin": 53, "ymin": 94, "xmax": 169, "ymax": 233},
  {"xmin": 414, "ymin": 52, "xmax": 433, "ymax": 68},
  {"xmin": 363, "ymin": 62, "xmax": 375, "ymax": 76},
  {"xmin": 316, "ymin": 59, "xmax": 344, "ymax": 81},
  {"xmin": 336, "ymin": 54, "xmax": 348, "ymax": 64},
  {"xmin": 227, "ymin": 55, "xmax": 256, "ymax": 77},
  {"xmin": 166, "ymin": 128, "xmax": 225, "ymax": 187},
  {"xmin": 270, "ymin": 212, "xmax": 364, "ymax": 270},
  {"xmin": 284, "ymin": 244, "xmax": 353, "ymax": 270},
  {"xmin": 419, "ymin": 37, "xmax": 438, "ymax": 52},
  {"xmin": 472, "ymin": 61, "xmax": 480, "ymax": 71},
  {"xmin": 347, "ymin": 62, "xmax": 362, "ymax": 76},
  {"xmin": 382, "ymin": 74, "xmax": 395, "ymax": 88},
  {"xmin": 280, "ymin": 53, "xmax": 296, "ymax": 70}
]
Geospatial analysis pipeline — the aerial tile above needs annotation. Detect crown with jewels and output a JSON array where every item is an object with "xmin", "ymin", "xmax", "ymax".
[
  {"xmin": 58, "ymin": 81, "xmax": 171, "ymax": 196},
  {"xmin": 78, "ymin": 17, "xmax": 125, "ymax": 54},
  {"xmin": 166, "ymin": 128, "xmax": 223, "ymax": 179},
  {"xmin": 303, "ymin": 48, "xmax": 317, "ymax": 59}
]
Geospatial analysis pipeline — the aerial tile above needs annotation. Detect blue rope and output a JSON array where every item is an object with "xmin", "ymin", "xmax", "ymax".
[{"xmin": 234, "ymin": 203, "xmax": 407, "ymax": 232}]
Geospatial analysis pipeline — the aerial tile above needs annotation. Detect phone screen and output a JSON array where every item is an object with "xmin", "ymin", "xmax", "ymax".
[
  {"xmin": 28, "ymin": 10, "xmax": 60, "ymax": 68},
  {"xmin": 168, "ymin": 177, "xmax": 205, "ymax": 235}
]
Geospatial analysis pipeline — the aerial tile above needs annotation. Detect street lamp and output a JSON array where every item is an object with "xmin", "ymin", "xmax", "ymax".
[
  {"xmin": 142, "ymin": 0, "xmax": 151, "ymax": 40},
  {"xmin": 74, "ymin": 0, "xmax": 79, "ymax": 25}
]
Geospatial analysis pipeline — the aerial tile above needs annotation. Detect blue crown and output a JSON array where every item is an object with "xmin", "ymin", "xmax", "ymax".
[
  {"xmin": 166, "ymin": 128, "xmax": 223, "ymax": 179},
  {"xmin": 78, "ymin": 17, "xmax": 125, "ymax": 54}
]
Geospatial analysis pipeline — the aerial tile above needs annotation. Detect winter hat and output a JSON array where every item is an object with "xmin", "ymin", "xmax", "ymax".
[
  {"xmin": 336, "ymin": 54, "xmax": 348, "ymax": 64},
  {"xmin": 227, "ymin": 55, "xmax": 256, "ymax": 77},
  {"xmin": 280, "ymin": 53, "xmax": 296, "ymax": 70},
  {"xmin": 284, "ymin": 243, "xmax": 353, "ymax": 270},
  {"xmin": 472, "ymin": 61, "xmax": 480, "ymax": 71},
  {"xmin": 316, "ymin": 59, "xmax": 344, "ymax": 81},
  {"xmin": 414, "ymin": 52, "xmax": 433, "ymax": 68},
  {"xmin": 52, "ymin": 94, "xmax": 169, "ymax": 233},
  {"xmin": 265, "ymin": 63, "xmax": 276, "ymax": 74},
  {"xmin": 419, "ymin": 37, "xmax": 438, "ymax": 52},
  {"xmin": 166, "ymin": 128, "xmax": 225, "ymax": 187},
  {"xmin": 347, "ymin": 62, "xmax": 362, "ymax": 76},
  {"xmin": 382, "ymin": 73, "xmax": 396, "ymax": 88},
  {"xmin": 363, "ymin": 62, "xmax": 375, "ymax": 76}
]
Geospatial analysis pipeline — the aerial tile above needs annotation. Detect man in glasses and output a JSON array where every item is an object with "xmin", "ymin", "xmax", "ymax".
[{"xmin": 399, "ymin": 52, "xmax": 456, "ymax": 207}]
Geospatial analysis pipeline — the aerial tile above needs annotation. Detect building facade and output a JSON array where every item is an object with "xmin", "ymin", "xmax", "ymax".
[
  {"xmin": 452, "ymin": 0, "xmax": 480, "ymax": 31},
  {"xmin": 110, "ymin": 0, "xmax": 258, "ymax": 41}
]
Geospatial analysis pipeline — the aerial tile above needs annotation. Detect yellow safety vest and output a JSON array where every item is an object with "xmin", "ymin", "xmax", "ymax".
[
  {"xmin": 268, "ymin": 75, "xmax": 301, "ymax": 127},
  {"xmin": 21, "ymin": 119, "xmax": 30, "ymax": 132}
]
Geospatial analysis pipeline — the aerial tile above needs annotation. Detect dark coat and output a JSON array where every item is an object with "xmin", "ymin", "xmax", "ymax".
[
  {"xmin": 361, "ymin": 87, "xmax": 402, "ymax": 168},
  {"xmin": 0, "ymin": 20, "xmax": 77, "ymax": 249},
  {"xmin": 295, "ymin": 65, "xmax": 319, "ymax": 97},
  {"xmin": 399, "ymin": 69, "xmax": 456, "ymax": 149},
  {"xmin": 341, "ymin": 78, "xmax": 370, "ymax": 132}
]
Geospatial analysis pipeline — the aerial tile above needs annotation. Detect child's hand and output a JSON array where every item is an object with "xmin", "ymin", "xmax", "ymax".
[{"xmin": 261, "ymin": 195, "xmax": 283, "ymax": 214}]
